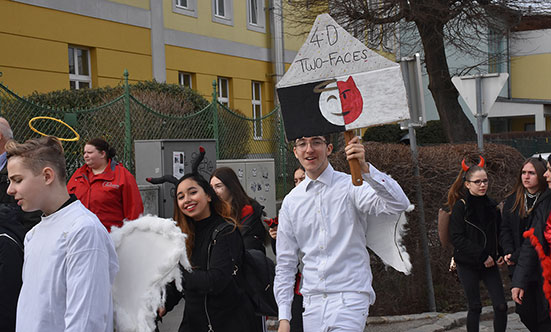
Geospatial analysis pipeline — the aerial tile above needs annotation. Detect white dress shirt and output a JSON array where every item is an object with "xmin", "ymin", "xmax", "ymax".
[
  {"xmin": 274, "ymin": 163, "xmax": 410, "ymax": 321},
  {"xmin": 16, "ymin": 200, "xmax": 119, "ymax": 332}
]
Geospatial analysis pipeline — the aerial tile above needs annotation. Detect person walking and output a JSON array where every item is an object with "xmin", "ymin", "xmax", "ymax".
[
  {"xmin": 511, "ymin": 155, "xmax": 551, "ymax": 330},
  {"xmin": 448, "ymin": 157, "xmax": 507, "ymax": 332},
  {"xmin": 274, "ymin": 134, "xmax": 410, "ymax": 332},
  {"xmin": 67, "ymin": 138, "xmax": 143, "ymax": 231},
  {"xmin": 210, "ymin": 167, "xmax": 267, "ymax": 253},
  {"xmin": 501, "ymin": 157, "xmax": 550, "ymax": 331},
  {"xmin": 162, "ymin": 155, "xmax": 256, "ymax": 332},
  {"xmin": 7, "ymin": 136, "xmax": 118, "ymax": 332},
  {"xmin": 0, "ymin": 117, "xmax": 40, "ymax": 332}
]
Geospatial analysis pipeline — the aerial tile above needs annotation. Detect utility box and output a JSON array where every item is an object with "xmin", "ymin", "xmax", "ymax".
[
  {"xmin": 135, "ymin": 139, "xmax": 217, "ymax": 218},
  {"xmin": 216, "ymin": 159, "xmax": 276, "ymax": 219}
]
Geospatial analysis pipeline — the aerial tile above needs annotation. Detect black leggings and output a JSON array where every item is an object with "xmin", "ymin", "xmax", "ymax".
[{"xmin": 456, "ymin": 263, "xmax": 507, "ymax": 332}]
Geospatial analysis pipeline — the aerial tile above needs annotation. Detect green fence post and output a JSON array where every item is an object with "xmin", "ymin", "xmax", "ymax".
[
  {"xmin": 212, "ymin": 80, "xmax": 219, "ymax": 160},
  {"xmin": 123, "ymin": 69, "xmax": 132, "ymax": 169},
  {"xmin": 279, "ymin": 109, "xmax": 287, "ymax": 195}
]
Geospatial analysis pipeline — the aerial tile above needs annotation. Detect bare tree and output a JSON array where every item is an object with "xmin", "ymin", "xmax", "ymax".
[{"xmin": 282, "ymin": 0, "xmax": 551, "ymax": 143}]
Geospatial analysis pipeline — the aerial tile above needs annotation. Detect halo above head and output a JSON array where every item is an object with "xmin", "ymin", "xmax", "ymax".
[
  {"xmin": 461, "ymin": 156, "xmax": 485, "ymax": 172},
  {"xmin": 28, "ymin": 116, "xmax": 80, "ymax": 142}
]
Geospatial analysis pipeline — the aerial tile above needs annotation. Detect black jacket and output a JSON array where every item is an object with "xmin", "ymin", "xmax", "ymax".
[
  {"xmin": 0, "ymin": 164, "xmax": 41, "ymax": 232},
  {"xmin": 450, "ymin": 193, "xmax": 501, "ymax": 268},
  {"xmin": 512, "ymin": 188, "xmax": 551, "ymax": 318},
  {"xmin": 0, "ymin": 204, "xmax": 26, "ymax": 332},
  {"xmin": 165, "ymin": 214, "xmax": 255, "ymax": 332},
  {"xmin": 500, "ymin": 193, "xmax": 540, "ymax": 277},
  {"xmin": 239, "ymin": 200, "xmax": 267, "ymax": 254}
]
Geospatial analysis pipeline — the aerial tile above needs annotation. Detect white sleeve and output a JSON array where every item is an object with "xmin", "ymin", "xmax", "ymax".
[
  {"xmin": 273, "ymin": 203, "xmax": 299, "ymax": 322},
  {"xmin": 64, "ymin": 224, "xmax": 114, "ymax": 332},
  {"xmin": 355, "ymin": 163, "xmax": 410, "ymax": 215}
]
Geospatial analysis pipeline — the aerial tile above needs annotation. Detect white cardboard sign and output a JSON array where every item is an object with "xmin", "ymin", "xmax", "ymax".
[{"xmin": 276, "ymin": 13, "xmax": 410, "ymax": 140}]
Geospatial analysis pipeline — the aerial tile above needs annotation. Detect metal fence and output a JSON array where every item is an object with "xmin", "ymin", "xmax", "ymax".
[{"xmin": 0, "ymin": 71, "xmax": 300, "ymax": 198}]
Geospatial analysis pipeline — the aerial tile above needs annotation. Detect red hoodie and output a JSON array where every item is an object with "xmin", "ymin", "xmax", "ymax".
[{"xmin": 67, "ymin": 160, "xmax": 143, "ymax": 231}]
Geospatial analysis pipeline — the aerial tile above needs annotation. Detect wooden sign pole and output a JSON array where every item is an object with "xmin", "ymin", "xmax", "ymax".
[{"xmin": 343, "ymin": 130, "xmax": 363, "ymax": 186}]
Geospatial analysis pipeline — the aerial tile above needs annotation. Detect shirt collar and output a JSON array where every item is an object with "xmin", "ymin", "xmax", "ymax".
[
  {"xmin": 304, "ymin": 163, "xmax": 334, "ymax": 191},
  {"xmin": 0, "ymin": 152, "xmax": 6, "ymax": 170}
]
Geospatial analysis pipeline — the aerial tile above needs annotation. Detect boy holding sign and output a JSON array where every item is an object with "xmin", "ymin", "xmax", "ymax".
[{"xmin": 274, "ymin": 134, "xmax": 410, "ymax": 332}]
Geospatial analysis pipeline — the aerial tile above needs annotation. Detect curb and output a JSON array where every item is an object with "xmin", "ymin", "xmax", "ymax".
[
  {"xmin": 267, "ymin": 301, "xmax": 516, "ymax": 331},
  {"xmin": 366, "ymin": 301, "xmax": 516, "ymax": 332}
]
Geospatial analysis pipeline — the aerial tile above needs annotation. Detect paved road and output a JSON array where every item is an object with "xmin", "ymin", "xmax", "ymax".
[
  {"xmin": 445, "ymin": 312, "xmax": 527, "ymax": 332},
  {"xmin": 157, "ymin": 301, "xmax": 528, "ymax": 332}
]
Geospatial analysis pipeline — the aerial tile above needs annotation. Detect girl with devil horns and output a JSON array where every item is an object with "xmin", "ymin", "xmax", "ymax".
[
  {"xmin": 161, "ymin": 147, "xmax": 256, "ymax": 332},
  {"xmin": 447, "ymin": 157, "xmax": 508, "ymax": 332},
  {"xmin": 500, "ymin": 157, "xmax": 551, "ymax": 331}
]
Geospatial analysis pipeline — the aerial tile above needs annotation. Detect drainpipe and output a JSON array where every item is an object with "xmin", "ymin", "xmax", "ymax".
[
  {"xmin": 269, "ymin": 0, "xmax": 288, "ymax": 194},
  {"xmin": 150, "ymin": 0, "xmax": 166, "ymax": 82},
  {"xmin": 269, "ymin": 0, "xmax": 285, "ymax": 98}
]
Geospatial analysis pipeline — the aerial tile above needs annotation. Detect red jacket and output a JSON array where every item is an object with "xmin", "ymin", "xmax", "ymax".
[{"xmin": 67, "ymin": 160, "xmax": 143, "ymax": 231}]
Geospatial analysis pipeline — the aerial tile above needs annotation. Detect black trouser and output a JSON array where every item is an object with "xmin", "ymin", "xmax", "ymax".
[
  {"xmin": 513, "ymin": 280, "xmax": 551, "ymax": 332},
  {"xmin": 457, "ymin": 263, "xmax": 507, "ymax": 332},
  {"xmin": 290, "ymin": 292, "xmax": 304, "ymax": 332}
]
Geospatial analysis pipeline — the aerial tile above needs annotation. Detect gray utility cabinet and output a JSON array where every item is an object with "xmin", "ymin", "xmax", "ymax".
[
  {"xmin": 216, "ymin": 159, "xmax": 276, "ymax": 219},
  {"xmin": 135, "ymin": 139, "xmax": 217, "ymax": 218}
]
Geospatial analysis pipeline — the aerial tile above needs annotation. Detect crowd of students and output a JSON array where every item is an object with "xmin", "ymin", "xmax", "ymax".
[
  {"xmin": 448, "ymin": 156, "xmax": 551, "ymax": 332},
  {"xmin": 5, "ymin": 112, "xmax": 551, "ymax": 332}
]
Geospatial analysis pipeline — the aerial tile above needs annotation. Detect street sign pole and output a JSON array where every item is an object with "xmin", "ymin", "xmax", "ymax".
[
  {"xmin": 401, "ymin": 54, "xmax": 435, "ymax": 312},
  {"xmin": 475, "ymin": 77, "xmax": 486, "ymax": 152},
  {"xmin": 451, "ymin": 73, "xmax": 509, "ymax": 153}
]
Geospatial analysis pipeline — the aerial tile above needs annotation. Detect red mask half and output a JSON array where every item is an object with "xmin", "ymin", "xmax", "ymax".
[{"xmin": 337, "ymin": 76, "xmax": 363, "ymax": 125}]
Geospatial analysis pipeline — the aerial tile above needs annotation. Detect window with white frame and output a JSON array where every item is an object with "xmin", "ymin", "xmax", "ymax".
[
  {"xmin": 217, "ymin": 77, "xmax": 229, "ymax": 107},
  {"xmin": 247, "ymin": 0, "xmax": 266, "ymax": 33},
  {"xmin": 68, "ymin": 46, "xmax": 91, "ymax": 90},
  {"xmin": 173, "ymin": 0, "xmax": 197, "ymax": 17},
  {"xmin": 212, "ymin": 0, "xmax": 233, "ymax": 26},
  {"xmin": 179, "ymin": 72, "xmax": 193, "ymax": 89},
  {"xmin": 252, "ymin": 81, "xmax": 262, "ymax": 139}
]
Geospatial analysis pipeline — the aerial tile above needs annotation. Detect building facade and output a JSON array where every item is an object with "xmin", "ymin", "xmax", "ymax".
[{"xmin": 0, "ymin": 0, "xmax": 306, "ymax": 140}]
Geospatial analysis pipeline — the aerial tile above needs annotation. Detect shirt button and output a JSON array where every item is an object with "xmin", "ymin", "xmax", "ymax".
[
  {"xmin": 323, "ymin": 293, "xmax": 327, "ymax": 298},
  {"xmin": 320, "ymin": 246, "xmax": 324, "ymax": 249}
]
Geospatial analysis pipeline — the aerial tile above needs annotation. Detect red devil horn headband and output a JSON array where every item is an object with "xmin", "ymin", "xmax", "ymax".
[{"xmin": 461, "ymin": 156, "xmax": 485, "ymax": 172}]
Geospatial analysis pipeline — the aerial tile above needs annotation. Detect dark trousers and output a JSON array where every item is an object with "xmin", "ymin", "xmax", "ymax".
[
  {"xmin": 290, "ymin": 293, "xmax": 304, "ymax": 332},
  {"xmin": 514, "ymin": 281, "xmax": 551, "ymax": 332},
  {"xmin": 457, "ymin": 264, "xmax": 507, "ymax": 332}
]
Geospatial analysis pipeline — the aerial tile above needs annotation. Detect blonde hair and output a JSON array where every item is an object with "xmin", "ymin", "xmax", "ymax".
[{"xmin": 6, "ymin": 136, "xmax": 67, "ymax": 182}]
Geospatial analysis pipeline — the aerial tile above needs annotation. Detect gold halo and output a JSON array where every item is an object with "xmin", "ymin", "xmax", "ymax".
[{"xmin": 28, "ymin": 116, "xmax": 80, "ymax": 142}]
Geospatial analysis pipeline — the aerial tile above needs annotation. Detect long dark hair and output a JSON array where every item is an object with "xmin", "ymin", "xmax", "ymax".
[
  {"xmin": 210, "ymin": 167, "xmax": 253, "ymax": 221},
  {"xmin": 508, "ymin": 157, "xmax": 547, "ymax": 217},
  {"xmin": 173, "ymin": 150, "xmax": 236, "ymax": 259}
]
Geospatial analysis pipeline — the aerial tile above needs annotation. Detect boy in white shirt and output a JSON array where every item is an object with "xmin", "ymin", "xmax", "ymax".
[
  {"xmin": 274, "ymin": 135, "xmax": 410, "ymax": 332},
  {"xmin": 6, "ymin": 136, "xmax": 118, "ymax": 332}
]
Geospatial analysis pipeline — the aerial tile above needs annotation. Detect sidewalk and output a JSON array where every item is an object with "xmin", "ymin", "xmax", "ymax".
[
  {"xmin": 265, "ymin": 301, "xmax": 527, "ymax": 331},
  {"xmin": 364, "ymin": 301, "xmax": 527, "ymax": 332}
]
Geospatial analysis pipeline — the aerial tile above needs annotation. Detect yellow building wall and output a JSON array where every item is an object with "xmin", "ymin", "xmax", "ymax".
[
  {"xmin": 0, "ymin": 1, "xmax": 151, "ymax": 95},
  {"xmin": 164, "ymin": 0, "xmax": 272, "ymax": 49},
  {"xmin": 511, "ymin": 54, "xmax": 551, "ymax": 100},
  {"xmin": 165, "ymin": 45, "xmax": 274, "ymax": 109}
]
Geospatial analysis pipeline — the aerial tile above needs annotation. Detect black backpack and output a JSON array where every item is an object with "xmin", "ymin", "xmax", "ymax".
[{"xmin": 210, "ymin": 223, "xmax": 278, "ymax": 317}]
